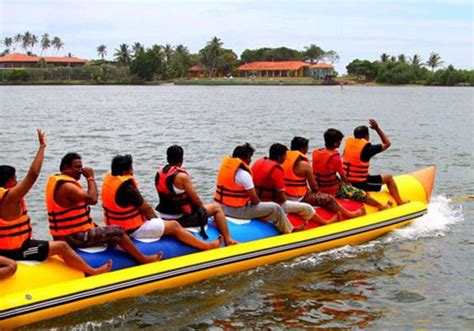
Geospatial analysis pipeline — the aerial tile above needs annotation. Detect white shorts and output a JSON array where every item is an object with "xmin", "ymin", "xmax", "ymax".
[
  {"xmin": 282, "ymin": 200, "xmax": 315, "ymax": 221},
  {"xmin": 130, "ymin": 218, "xmax": 165, "ymax": 240}
]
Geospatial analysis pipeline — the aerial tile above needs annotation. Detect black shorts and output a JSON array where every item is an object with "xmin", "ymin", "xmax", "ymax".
[
  {"xmin": 0, "ymin": 239, "xmax": 49, "ymax": 261},
  {"xmin": 351, "ymin": 175, "xmax": 383, "ymax": 192},
  {"xmin": 177, "ymin": 207, "xmax": 209, "ymax": 228}
]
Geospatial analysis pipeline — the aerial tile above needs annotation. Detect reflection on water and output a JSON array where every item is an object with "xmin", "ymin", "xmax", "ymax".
[{"xmin": 2, "ymin": 86, "xmax": 471, "ymax": 329}]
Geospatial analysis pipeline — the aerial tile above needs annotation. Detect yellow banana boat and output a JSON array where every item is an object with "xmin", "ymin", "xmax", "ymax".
[{"xmin": 0, "ymin": 166, "xmax": 435, "ymax": 329}]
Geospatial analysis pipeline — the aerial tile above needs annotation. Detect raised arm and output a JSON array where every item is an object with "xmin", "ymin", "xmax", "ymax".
[
  {"xmin": 7, "ymin": 129, "xmax": 46, "ymax": 202},
  {"xmin": 369, "ymin": 119, "xmax": 391, "ymax": 151}
]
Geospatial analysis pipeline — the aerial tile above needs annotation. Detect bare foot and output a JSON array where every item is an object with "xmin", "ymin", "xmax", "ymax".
[
  {"xmin": 205, "ymin": 235, "xmax": 223, "ymax": 250},
  {"xmin": 292, "ymin": 223, "xmax": 306, "ymax": 232},
  {"xmin": 397, "ymin": 199, "xmax": 410, "ymax": 205},
  {"xmin": 225, "ymin": 238, "xmax": 239, "ymax": 246},
  {"xmin": 88, "ymin": 259, "xmax": 113, "ymax": 276},
  {"xmin": 378, "ymin": 202, "xmax": 392, "ymax": 210},
  {"xmin": 141, "ymin": 252, "xmax": 163, "ymax": 264}
]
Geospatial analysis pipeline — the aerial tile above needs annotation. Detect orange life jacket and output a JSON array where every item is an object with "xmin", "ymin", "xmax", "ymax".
[
  {"xmin": 45, "ymin": 174, "xmax": 94, "ymax": 238},
  {"xmin": 155, "ymin": 165, "xmax": 192, "ymax": 215},
  {"xmin": 342, "ymin": 137, "xmax": 370, "ymax": 183},
  {"xmin": 214, "ymin": 157, "xmax": 252, "ymax": 208},
  {"xmin": 312, "ymin": 148, "xmax": 341, "ymax": 196},
  {"xmin": 101, "ymin": 173, "xmax": 145, "ymax": 232},
  {"xmin": 251, "ymin": 157, "xmax": 283, "ymax": 202},
  {"xmin": 0, "ymin": 188, "xmax": 32, "ymax": 250},
  {"xmin": 282, "ymin": 150, "xmax": 309, "ymax": 198}
]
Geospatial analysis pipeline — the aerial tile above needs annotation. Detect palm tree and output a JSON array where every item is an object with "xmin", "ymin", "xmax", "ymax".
[
  {"xmin": 13, "ymin": 33, "xmax": 22, "ymax": 52},
  {"xmin": 132, "ymin": 42, "xmax": 144, "ymax": 58},
  {"xmin": 30, "ymin": 34, "xmax": 38, "ymax": 52},
  {"xmin": 175, "ymin": 44, "xmax": 189, "ymax": 56},
  {"xmin": 3, "ymin": 37, "xmax": 13, "ymax": 52},
  {"xmin": 390, "ymin": 55, "xmax": 396, "ymax": 62},
  {"xmin": 51, "ymin": 36, "xmax": 64, "ymax": 55},
  {"xmin": 206, "ymin": 36, "xmax": 223, "ymax": 77},
  {"xmin": 426, "ymin": 52, "xmax": 443, "ymax": 71},
  {"xmin": 397, "ymin": 54, "xmax": 407, "ymax": 63},
  {"xmin": 22, "ymin": 31, "xmax": 33, "ymax": 52},
  {"xmin": 380, "ymin": 53, "xmax": 390, "ymax": 63},
  {"xmin": 409, "ymin": 54, "xmax": 422, "ymax": 67},
  {"xmin": 163, "ymin": 44, "xmax": 173, "ymax": 63},
  {"xmin": 41, "ymin": 33, "xmax": 50, "ymax": 55},
  {"xmin": 97, "ymin": 44, "xmax": 107, "ymax": 59},
  {"xmin": 114, "ymin": 43, "xmax": 131, "ymax": 65}
]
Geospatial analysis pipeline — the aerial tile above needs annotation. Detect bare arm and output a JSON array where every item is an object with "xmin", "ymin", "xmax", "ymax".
[
  {"xmin": 177, "ymin": 173, "xmax": 204, "ymax": 207},
  {"xmin": 274, "ymin": 190, "xmax": 286, "ymax": 205},
  {"xmin": 7, "ymin": 129, "xmax": 46, "ymax": 202},
  {"xmin": 138, "ymin": 200, "xmax": 157, "ymax": 219},
  {"xmin": 80, "ymin": 167, "xmax": 98, "ymax": 205},
  {"xmin": 294, "ymin": 160, "xmax": 319, "ymax": 193},
  {"xmin": 370, "ymin": 119, "xmax": 391, "ymax": 151},
  {"xmin": 247, "ymin": 188, "xmax": 261, "ymax": 204}
]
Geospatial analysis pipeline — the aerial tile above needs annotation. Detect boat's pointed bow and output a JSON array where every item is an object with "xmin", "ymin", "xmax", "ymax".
[{"xmin": 409, "ymin": 166, "xmax": 436, "ymax": 202}]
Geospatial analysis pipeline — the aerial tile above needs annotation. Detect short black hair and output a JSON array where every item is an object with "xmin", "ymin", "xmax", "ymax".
[
  {"xmin": 354, "ymin": 126, "xmax": 369, "ymax": 139},
  {"xmin": 232, "ymin": 143, "xmax": 255, "ymax": 159},
  {"xmin": 111, "ymin": 154, "xmax": 133, "ymax": 176},
  {"xmin": 324, "ymin": 129, "xmax": 344, "ymax": 148},
  {"xmin": 167, "ymin": 145, "xmax": 184, "ymax": 165},
  {"xmin": 60, "ymin": 152, "xmax": 82, "ymax": 171},
  {"xmin": 0, "ymin": 165, "xmax": 15, "ymax": 187},
  {"xmin": 290, "ymin": 136, "xmax": 309, "ymax": 151},
  {"xmin": 269, "ymin": 143, "xmax": 288, "ymax": 161}
]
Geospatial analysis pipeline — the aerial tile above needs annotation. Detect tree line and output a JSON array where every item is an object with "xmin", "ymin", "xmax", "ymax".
[
  {"xmin": 1, "ymin": 31, "xmax": 64, "ymax": 56},
  {"xmin": 346, "ymin": 52, "xmax": 473, "ymax": 86},
  {"xmin": 92, "ymin": 38, "xmax": 339, "ymax": 81}
]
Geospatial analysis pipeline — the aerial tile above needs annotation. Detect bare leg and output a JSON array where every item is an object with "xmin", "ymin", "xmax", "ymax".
[
  {"xmin": 365, "ymin": 194, "xmax": 392, "ymax": 210},
  {"xmin": 205, "ymin": 202, "xmax": 238, "ymax": 245},
  {"xmin": 335, "ymin": 202, "xmax": 366, "ymax": 219},
  {"xmin": 0, "ymin": 256, "xmax": 17, "ymax": 279},
  {"xmin": 163, "ymin": 220, "xmax": 223, "ymax": 250},
  {"xmin": 382, "ymin": 173, "xmax": 409, "ymax": 205},
  {"xmin": 50, "ymin": 241, "xmax": 112, "ymax": 275},
  {"xmin": 117, "ymin": 235, "xmax": 162, "ymax": 264}
]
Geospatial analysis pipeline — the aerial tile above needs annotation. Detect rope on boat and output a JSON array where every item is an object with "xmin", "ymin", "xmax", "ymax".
[{"xmin": 449, "ymin": 195, "xmax": 474, "ymax": 203}]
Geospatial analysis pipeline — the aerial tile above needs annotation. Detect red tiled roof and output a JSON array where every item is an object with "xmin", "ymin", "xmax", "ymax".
[
  {"xmin": 238, "ymin": 61, "xmax": 308, "ymax": 71},
  {"xmin": 0, "ymin": 53, "xmax": 87, "ymax": 64},
  {"xmin": 188, "ymin": 65, "xmax": 204, "ymax": 72},
  {"xmin": 238, "ymin": 61, "xmax": 334, "ymax": 71},
  {"xmin": 310, "ymin": 63, "xmax": 334, "ymax": 69}
]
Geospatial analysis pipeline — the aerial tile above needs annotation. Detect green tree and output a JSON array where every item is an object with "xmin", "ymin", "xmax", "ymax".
[
  {"xmin": 380, "ymin": 53, "xmax": 390, "ymax": 63},
  {"xmin": 346, "ymin": 59, "xmax": 379, "ymax": 81},
  {"xmin": 397, "ymin": 54, "xmax": 407, "ymax": 63},
  {"xmin": 323, "ymin": 50, "xmax": 339, "ymax": 64},
  {"xmin": 410, "ymin": 54, "xmax": 422, "ymax": 67},
  {"xmin": 22, "ymin": 31, "xmax": 32, "ymax": 52},
  {"xmin": 129, "ymin": 45, "xmax": 164, "ymax": 80},
  {"xmin": 13, "ymin": 33, "xmax": 22, "ymax": 52},
  {"xmin": 163, "ymin": 44, "xmax": 174, "ymax": 63},
  {"xmin": 114, "ymin": 43, "xmax": 131, "ymax": 65},
  {"xmin": 31, "ymin": 34, "xmax": 38, "ymax": 51},
  {"xmin": 3, "ymin": 37, "xmax": 13, "ymax": 51},
  {"xmin": 200, "ymin": 36, "xmax": 223, "ymax": 77},
  {"xmin": 40, "ymin": 33, "xmax": 50, "ymax": 55},
  {"xmin": 304, "ymin": 44, "xmax": 324, "ymax": 64},
  {"xmin": 132, "ymin": 42, "xmax": 144, "ymax": 59},
  {"xmin": 426, "ymin": 52, "xmax": 443, "ymax": 71},
  {"xmin": 97, "ymin": 45, "xmax": 107, "ymax": 59},
  {"xmin": 170, "ymin": 44, "xmax": 192, "ymax": 78},
  {"xmin": 52, "ymin": 36, "xmax": 64, "ymax": 54}
]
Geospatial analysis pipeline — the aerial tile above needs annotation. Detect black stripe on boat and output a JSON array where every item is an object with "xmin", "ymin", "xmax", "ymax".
[{"xmin": 0, "ymin": 209, "xmax": 426, "ymax": 321}]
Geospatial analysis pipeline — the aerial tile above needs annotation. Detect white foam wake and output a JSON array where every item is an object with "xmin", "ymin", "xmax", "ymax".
[
  {"xmin": 384, "ymin": 195, "xmax": 464, "ymax": 243},
  {"xmin": 286, "ymin": 195, "xmax": 464, "ymax": 267}
]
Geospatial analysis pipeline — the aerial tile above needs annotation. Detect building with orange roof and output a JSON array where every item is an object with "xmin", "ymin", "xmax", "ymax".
[
  {"xmin": 238, "ymin": 61, "xmax": 334, "ymax": 79},
  {"xmin": 187, "ymin": 65, "xmax": 206, "ymax": 78},
  {"xmin": 0, "ymin": 53, "xmax": 87, "ymax": 68}
]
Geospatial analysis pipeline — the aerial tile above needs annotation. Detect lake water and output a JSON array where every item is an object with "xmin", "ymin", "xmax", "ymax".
[{"xmin": 0, "ymin": 85, "xmax": 472, "ymax": 329}]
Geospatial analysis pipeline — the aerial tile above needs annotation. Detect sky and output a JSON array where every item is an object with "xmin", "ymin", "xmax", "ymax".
[{"xmin": 1, "ymin": 0, "xmax": 473, "ymax": 73}]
